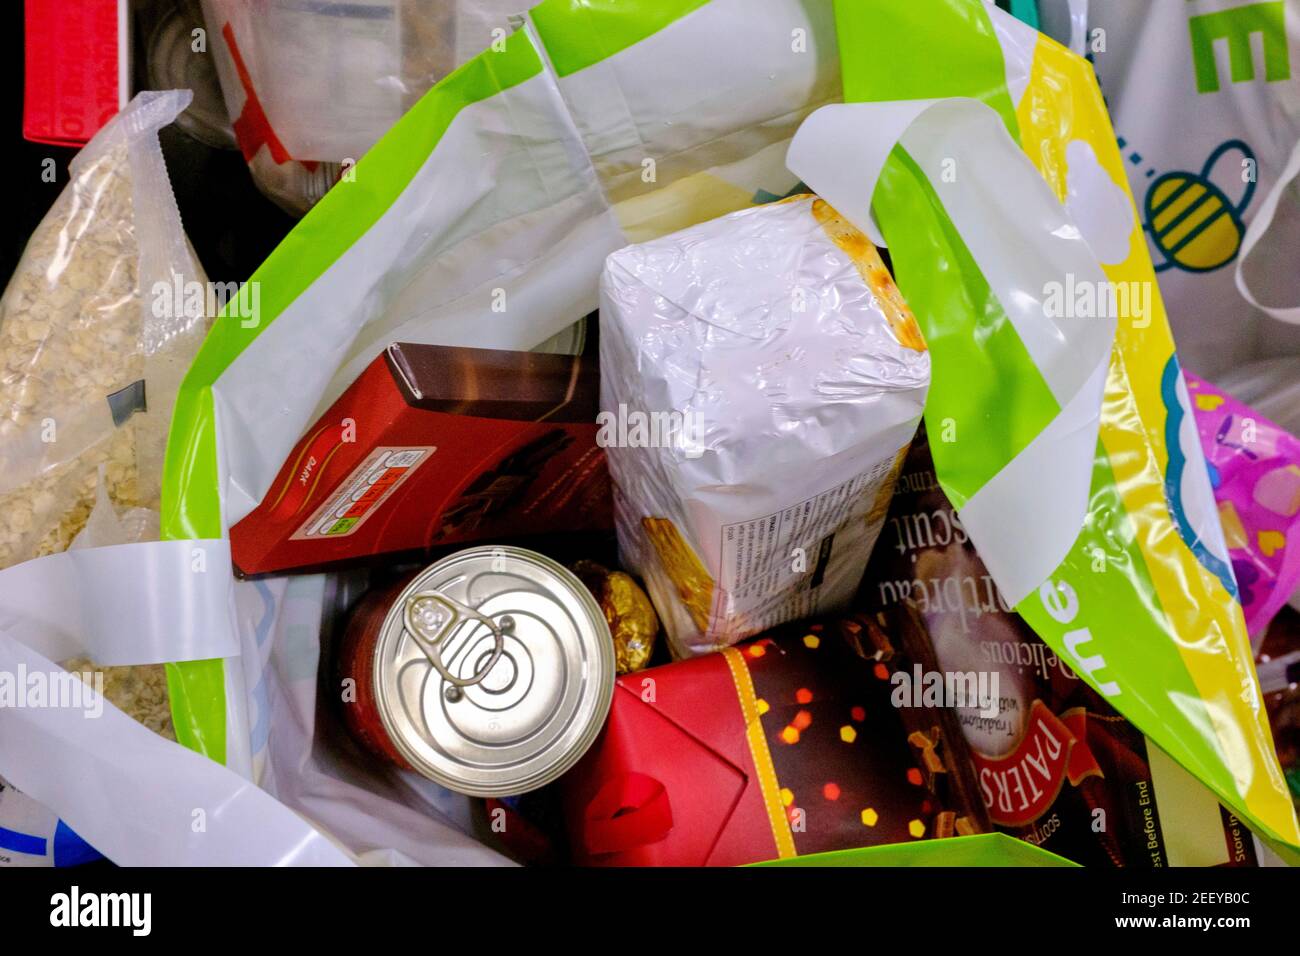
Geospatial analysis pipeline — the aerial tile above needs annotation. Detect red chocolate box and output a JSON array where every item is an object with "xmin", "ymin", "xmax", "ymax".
[
  {"xmin": 232, "ymin": 342, "xmax": 611, "ymax": 575},
  {"xmin": 562, "ymin": 617, "xmax": 987, "ymax": 866}
]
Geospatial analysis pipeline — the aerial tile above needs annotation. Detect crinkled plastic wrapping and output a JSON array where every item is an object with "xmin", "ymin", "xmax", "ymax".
[
  {"xmin": 0, "ymin": 91, "xmax": 209, "ymax": 572},
  {"xmin": 0, "ymin": 91, "xmax": 220, "ymax": 867},
  {"xmin": 1217, "ymin": 356, "xmax": 1300, "ymax": 624},
  {"xmin": 599, "ymin": 196, "xmax": 930, "ymax": 658}
]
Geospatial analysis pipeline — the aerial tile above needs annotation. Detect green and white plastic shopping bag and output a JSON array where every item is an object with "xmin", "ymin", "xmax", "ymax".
[
  {"xmin": 0, "ymin": 0, "xmax": 1294, "ymax": 865},
  {"xmin": 789, "ymin": 0, "xmax": 1299, "ymax": 859}
]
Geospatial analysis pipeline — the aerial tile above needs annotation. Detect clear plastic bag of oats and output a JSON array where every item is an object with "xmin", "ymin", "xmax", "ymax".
[{"xmin": 0, "ymin": 89, "xmax": 209, "ymax": 573}]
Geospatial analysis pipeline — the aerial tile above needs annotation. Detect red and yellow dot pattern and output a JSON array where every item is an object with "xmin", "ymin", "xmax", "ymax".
[{"xmin": 739, "ymin": 621, "xmax": 950, "ymax": 855}]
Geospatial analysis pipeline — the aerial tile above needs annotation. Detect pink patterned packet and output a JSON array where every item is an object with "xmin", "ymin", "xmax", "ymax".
[{"xmin": 1188, "ymin": 373, "xmax": 1300, "ymax": 642}]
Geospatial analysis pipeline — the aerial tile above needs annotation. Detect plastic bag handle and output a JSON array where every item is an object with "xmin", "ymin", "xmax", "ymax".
[{"xmin": 1235, "ymin": 135, "xmax": 1300, "ymax": 324}]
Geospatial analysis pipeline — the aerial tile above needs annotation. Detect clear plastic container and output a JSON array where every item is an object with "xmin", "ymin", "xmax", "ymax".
[{"xmin": 199, "ymin": 0, "xmax": 458, "ymax": 215}]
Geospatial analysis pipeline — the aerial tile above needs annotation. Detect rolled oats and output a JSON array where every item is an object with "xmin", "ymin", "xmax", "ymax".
[
  {"xmin": 1, "ymin": 92, "xmax": 209, "ymax": 740},
  {"xmin": 0, "ymin": 97, "xmax": 207, "ymax": 572},
  {"xmin": 62, "ymin": 656, "xmax": 177, "ymax": 741}
]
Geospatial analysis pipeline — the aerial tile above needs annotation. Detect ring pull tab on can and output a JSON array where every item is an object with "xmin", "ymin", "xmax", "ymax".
[
  {"xmin": 350, "ymin": 546, "xmax": 614, "ymax": 796},
  {"xmin": 402, "ymin": 590, "xmax": 512, "ymax": 698}
]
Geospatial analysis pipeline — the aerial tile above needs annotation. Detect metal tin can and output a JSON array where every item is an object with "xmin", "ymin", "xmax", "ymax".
[
  {"xmin": 146, "ymin": 1, "xmax": 238, "ymax": 151},
  {"xmin": 338, "ymin": 546, "xmax": 615, "ymax": 796}
]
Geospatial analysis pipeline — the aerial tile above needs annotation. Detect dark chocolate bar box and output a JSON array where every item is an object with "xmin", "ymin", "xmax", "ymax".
[{"xmin": 232, "ymin": 342, "xmax": 610, "ymax": 575}]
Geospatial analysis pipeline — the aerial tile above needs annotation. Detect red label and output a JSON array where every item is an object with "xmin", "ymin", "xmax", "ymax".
[
  {"xmin": 974, "ymin": 701, "xmax": 1103, "ymax": 827},
  {"xmin": 230, "ymin": 347, "xmax": 612, "ymax": 576},
  {"xmin": 23, "ymin": 0, "xmax": 122, "ymax": 146},
  {"xmin": 220, "ymin": 22, "xmax": 318, "ymax": 171},
  {"xmin": 288, "ymin": 448, "xmax": 432, "ymax": 541}
]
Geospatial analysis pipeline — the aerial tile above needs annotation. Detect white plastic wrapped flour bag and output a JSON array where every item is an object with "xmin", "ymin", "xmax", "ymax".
[{"xmin": 600, "ymin": 195, "xmax": 930, "ymax": 658}]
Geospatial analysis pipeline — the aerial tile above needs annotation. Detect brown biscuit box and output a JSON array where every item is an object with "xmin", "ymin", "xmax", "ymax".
[
  {"xmin": 231, "ymin": 342, "xmax": 611, "ymax": 575},
  {"xmin": 858, "ymin": 425, "xmax": 1258, "ymax": 867}
]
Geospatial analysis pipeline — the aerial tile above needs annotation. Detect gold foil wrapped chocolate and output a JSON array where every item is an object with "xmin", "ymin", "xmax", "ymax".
[
  {"xmin": 573, "ymin": 560, "xmax": 659, "ymax": 674},
  {"xmin": 640, "ymin": 517, "xmax": 714, "ymax": 634}
]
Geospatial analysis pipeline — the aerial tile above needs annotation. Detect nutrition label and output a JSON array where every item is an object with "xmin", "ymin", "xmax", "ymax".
[
  {"xmin": 717, "ymin": 455, "xmax": 896, "ymax": 632},
  {"xmin": 291, "ymin": 446, "xmax": 434, "ymax": 540}
]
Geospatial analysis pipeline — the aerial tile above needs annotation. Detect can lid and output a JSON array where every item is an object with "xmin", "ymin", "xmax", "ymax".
[
  {"xmin": 147, "ymin": 8, "xmax": 238, "ymax": 151},
  {"xmin": 374, "ymin": 546, "xmax": 614, "ymax": 797}
]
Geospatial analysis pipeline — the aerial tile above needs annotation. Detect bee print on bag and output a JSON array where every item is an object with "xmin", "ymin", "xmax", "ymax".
[{"xmin": 1143, "ymin": 139, "xmax": 1257, "ymax": 274}]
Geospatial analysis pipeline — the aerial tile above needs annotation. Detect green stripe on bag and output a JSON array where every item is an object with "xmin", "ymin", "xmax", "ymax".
[
  {"xmin": 873, "ymin": 146, "xmax": 1216, "ymax": 781},
  {"xmin": 160, "ymin": 30, "xmax": 544, "ymax": 764},
  {"xmin": 163, "ymin": 27, "xmax": 543, "ymax": 542},
  {"xmin": 836, "ymin": 0, "xmax": 1054, "ymax": 514},
  {"xmin": 874, "ymin": 147, "xmax": 1058, "ymax": 507},
  {"xmin": 867, "ymin": 133, "xmax": 1258, "ymax": 864},
  {"xmin": 1016, "ymin": 450, "xmax": 1234, "ymax": 814},
  {"xmin": 529, "ymin": 0, "xmax": 711, "ymax": 77},
  {"xmin": 834, "ymin": 0, "xmax": 1041, "ymax": 507},
  {"xmin": 837, "ymin": 0, "xmax": 1020, "ymax": 139},
  {"xmin": 754, "ymin": 832, "xmax": 1078, "ymax": 867},
  {"xmin": 166, "ymin": 654, "xmax": 228, "ymax": 762},
  {"xmin": 834, "ymin": 0, "xmax": 1300, "ymax": 853}
]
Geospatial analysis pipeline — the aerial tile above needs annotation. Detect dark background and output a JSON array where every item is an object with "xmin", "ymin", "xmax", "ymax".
[{"xmin": 4, "ymin": 0, "xmax": 297, "ymax": 289}]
